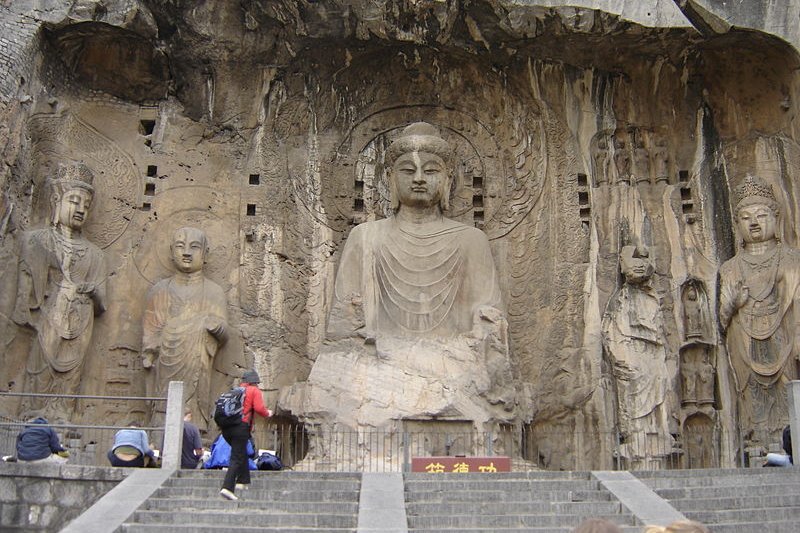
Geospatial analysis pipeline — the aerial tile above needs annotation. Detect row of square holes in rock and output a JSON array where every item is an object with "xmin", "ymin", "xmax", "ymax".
[{"xmin": 139, "ymin": 167, "xmax": 263, "ymax": 214}]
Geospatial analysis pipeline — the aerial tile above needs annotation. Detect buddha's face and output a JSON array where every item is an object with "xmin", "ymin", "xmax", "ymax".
[
  {"xmin": 621, "ymin": 251, "xmax": 654, "ymax": 285},
  {"xmin": 391, "ymin": 151, "xmax": 447, "ymax": 209},
  {"xmin": 737, "ymin": 203, "xmax": 777, "ymax": 244},
  {"xmin": 55, "ymin": 187, "xmax": 93, "ymax": 230},
  {"xmin": 171, "ymin": 228, "xmax": 206, "ymax": 273}
]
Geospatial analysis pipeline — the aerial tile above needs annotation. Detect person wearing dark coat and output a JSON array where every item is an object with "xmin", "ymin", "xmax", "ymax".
[{"xmin": 16, "ymin": 417, "xmax": 69, "ymax": 463}]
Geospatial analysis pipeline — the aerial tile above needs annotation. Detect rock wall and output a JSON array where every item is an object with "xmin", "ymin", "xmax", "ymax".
[
  {"xmin": 0, "ymin": 463, "xmax": 124, "ymax": 531},
  {"xmin": 1, "ymin": 0, "xmax": 800, "ymax": 469}
]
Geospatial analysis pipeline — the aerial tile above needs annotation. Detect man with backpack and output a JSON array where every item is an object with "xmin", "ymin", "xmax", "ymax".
[{"xmin": 218, "ymin": 369, "xmax": 271, "ymax": 500}]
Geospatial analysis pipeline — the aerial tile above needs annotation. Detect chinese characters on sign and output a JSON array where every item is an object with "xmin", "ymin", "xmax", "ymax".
[{"xmin": 411, "ymin": 456, "xmax": 511, "ymax": 473}]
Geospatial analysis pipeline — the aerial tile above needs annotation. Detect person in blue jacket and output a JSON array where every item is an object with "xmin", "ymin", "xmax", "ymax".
[
  {"xmin": 16, "ymin": 416, "xmax": 69, "ymax": 463},
  {"xmin": 108, "ymin": 422, "xmax": 157, "ymax": 467},
  {"xmin": 204, "ymin": 433, "xmax": 257, "ymax": 470}
]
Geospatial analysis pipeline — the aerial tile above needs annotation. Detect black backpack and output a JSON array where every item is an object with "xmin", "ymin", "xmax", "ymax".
[{"xmin": 213, "ymin": 386, "xmax": 245, "ymax": 428}]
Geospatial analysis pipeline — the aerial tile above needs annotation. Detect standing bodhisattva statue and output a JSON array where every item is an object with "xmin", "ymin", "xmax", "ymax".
[
  {"xmin": 13, "ymin": 162, "xmax": 107, "ymax": 419},
  {"xmin": 327, "ymin": 121, "xmax": 503, "ymax": 340},
  {"xmin": 142, "ymin": 227, "xmax": 229, "ymax": 430},
  {"xmin": 719, "ymin": 175, "xmax": 800, "ymax": 446},
  {"xmin": 602, "ymin": 244, "xmax": 673, "ymax": 469}
]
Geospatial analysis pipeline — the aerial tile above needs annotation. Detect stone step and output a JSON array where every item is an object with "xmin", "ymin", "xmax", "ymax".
[
  {"xmin": 174, "ymin": 470, "xmax": 360, "ymax": 481},
  {"xmin": 404, "ymin": 527, "xmax": 641, "ymax": 533},
  {"xmin": 403, "ymin": 479, "xmax": 602, "ymax": 492},
  {"xmin": 703, "ymin": 520, "xmax": 800, "ymax": 533},
  {"xmin": 406, "ymin": 500, "xmax": 624, "ymax": 516},
  {"xmin": 639, "ymin": 471, "xmax": 800, "ymax": 489},
  {"xmin": 130, "ymin": 509, "xmax": 357, "ymax": 529},
  {"xmin": 407, "ymin": 513, "xmax": 636, "ymax": 529},
  {"xmin": 404, "ymin": 488, "xmax": 613, "ymax": 503},
  {"xmin": 145, "ymin": 497, "xmax": 359, "ymax": 514},
  {"xmin": 655, "ymin": 483, "xmax": 800, "ymax": 500},
  {"xmin": 634, "ymin": 467, "xmax": 800, "ymax": 479},
  {"xmin": 164, "ymin": 477, "xmax": 360, "ymax": 491},
  {"xmin": 121, "ymin": 526, "xmax": 355, "ymax": 533},
  {"xmin": 682, "ymin": 506, "xmax": 800, "ymax": 524},
  {"xmin": 668, "ymin": 493, "xmax": 800, "ymax": 511},
  {"xmin": 153, "ymin": 486, "xmax": 360, "ymax": 501},
  {"xmin": 405, "ymin": 471, "xmax": 594, "ymax": 481}
]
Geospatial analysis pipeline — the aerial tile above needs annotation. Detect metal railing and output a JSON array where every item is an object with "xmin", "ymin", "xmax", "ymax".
[{"xmin": 4, "ymin": 381, "xmax": 800, "ymax": 472}]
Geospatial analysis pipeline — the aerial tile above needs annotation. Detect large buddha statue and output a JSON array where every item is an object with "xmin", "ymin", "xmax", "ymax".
[
  {"xmin": 281, "ymin": 123, "xmax": 522, "ymax": 462},
  {"xmin": 13, "ymin": 162, "xmax": 107, "ymax": 420},
  {"xmin": 327, "ymin": 121, "xmax": 503, "ymax": 340},
  {"xmin": 142, "ymin": 226, "xmax": 229, "ymax": 431},
  {"xmin": 719, "ymin": 175, "xmax": 800, "ymax": 447}
]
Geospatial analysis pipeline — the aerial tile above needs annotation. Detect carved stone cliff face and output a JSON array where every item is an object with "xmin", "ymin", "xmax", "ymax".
[{"xmin": 1, "ymin": 0, "xmax": 800, "ymax": 469}]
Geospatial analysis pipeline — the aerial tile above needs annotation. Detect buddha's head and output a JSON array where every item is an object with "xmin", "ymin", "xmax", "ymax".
[
  {"xmin": 620, "ymin": 245, "xmax": 654, "ymax": 285},
  {"xmin": 386, "ymin": 122, "xmax": 453, "ymax": 212},
  {"xmin": 170, "ymin": 226, "xmax": 208, "ymax": 274},
  {"xmin": 47, "ymin": 162, "xmax": 95, "ymax": 231},
  {"xmin": 734, "ymin": 175, "xmax": 779, "ymax": 245}
]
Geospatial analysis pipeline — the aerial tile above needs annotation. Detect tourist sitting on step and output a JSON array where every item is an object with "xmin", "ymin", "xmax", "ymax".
[
  {"xmin": 107, "ymin": 422, "xmax": 158, "ymax": 468},
  {"xmin": 764, "ymin": 425, "xmax": 793, "ymax": 467},
  {"xmin": 16, "ymin": 414, "xmax": 70, "ymax": 464}
]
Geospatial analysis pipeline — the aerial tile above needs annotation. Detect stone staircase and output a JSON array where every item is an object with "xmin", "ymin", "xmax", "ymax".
[
  {"xmin": 404, "ymin": 471, "xmax": 638, "ymax": 532},
  {"xmin": 116, "ymin": 470, "xmax": 361, "ymax": 533},
  {"xmin": 635, "ymin": 467, "xmax": 800, "ymax": 533}
]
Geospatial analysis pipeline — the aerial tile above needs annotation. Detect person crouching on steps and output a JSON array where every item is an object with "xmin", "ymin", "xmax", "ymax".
[{"xmin": 220, "ymin": 369, "xmax": 271, "ymax": 500}]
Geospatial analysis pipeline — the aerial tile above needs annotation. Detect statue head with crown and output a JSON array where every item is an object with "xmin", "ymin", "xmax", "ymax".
[
  {"xmin": 46, "ymin": 162, "xmax": 95, "ymax": 233},
  {"xmin": 733, "ymin": 175, "xmax": 779, "ymax": 247}
]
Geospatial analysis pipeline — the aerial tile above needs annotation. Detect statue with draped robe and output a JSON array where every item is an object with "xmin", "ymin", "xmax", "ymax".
[
  {"xmin": 13, "ymin": 162, "xmax": 107, "ymax": 420},
  {"xmin": 719, "ymin": 175, "xmax": 800, "ymax": 446},
  {"xmin": 142, "ymin": 227, "xmax": 229, "ymax": 430}
]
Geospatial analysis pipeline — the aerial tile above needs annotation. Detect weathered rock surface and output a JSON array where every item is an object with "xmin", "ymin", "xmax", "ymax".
[{"xmin": 1, "ymin": 0, "xmax": 800, "ymax": 468}]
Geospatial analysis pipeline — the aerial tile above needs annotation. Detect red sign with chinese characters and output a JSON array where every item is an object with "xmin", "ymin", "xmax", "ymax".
[{"xmin": 411, "ymin": 456, "xmax": 511, "ymax": 473}]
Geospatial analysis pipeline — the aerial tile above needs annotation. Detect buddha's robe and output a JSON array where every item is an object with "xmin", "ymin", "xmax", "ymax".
[
  {"xmin": 327, "ymin": 216, "xmax": 502, "ymax": 340},
  {"xmin": 143, "ymin": 276, "xmax": 228, "ymax": 427},
  {"xmin": 602, "ymin": 282, "xmax": 672, "ymax": 466}
]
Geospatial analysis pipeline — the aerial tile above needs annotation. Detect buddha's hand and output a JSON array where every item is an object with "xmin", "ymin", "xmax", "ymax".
[
  {"xmin": 76, "ymin": 282, "xmax": 96, "ymax": 295},
  {"xmin": 204, "ymin": 315, "xmax": 226, "ymax": 338},
  {"xmin": 142, "ymin": 350, "xmax": 156, "ymax": 369},
  {"xmin": 734, "ymin": 282, "xmax": 750, "ymax": 310}
]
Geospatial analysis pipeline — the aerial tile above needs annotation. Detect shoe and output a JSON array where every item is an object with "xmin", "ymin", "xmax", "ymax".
[
  {"xmin": 219, "ymin": 488, "xmax": 238, "ymax": 501},
  {"xmin": 235, "ymin": 483, "xmax": 249, "ymax": 490}
]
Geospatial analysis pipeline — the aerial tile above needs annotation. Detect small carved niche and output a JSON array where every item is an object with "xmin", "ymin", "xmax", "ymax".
[
  {"xmin": 680, "ymin": 173, "xmax": 694, "ymax": 223},
  {"xmin": 139, "ymin": 105, "xmax": 158, "ymax": 147},
  {"xmin": 577, "ymin": 173, "xmax": 590, "ymax": 230},
  {"xmin": 249, "ymin": 174, "xmax": 260, "ymax": 185},
  {"xmin": 472, "ymin": 175, "xmax": 484, "ymax": 228},
  {"xmin": 246, "ymin": 204, "xmax": 256, "ymax": 216}
]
